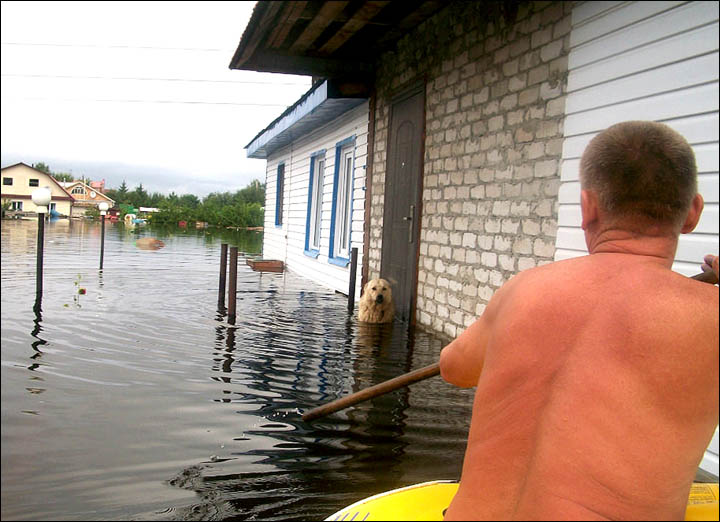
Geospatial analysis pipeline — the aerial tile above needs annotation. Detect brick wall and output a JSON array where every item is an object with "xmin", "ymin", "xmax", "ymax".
[{"xmin": 368, "ymin": 1, "xmax": 572, "ymax": 340}]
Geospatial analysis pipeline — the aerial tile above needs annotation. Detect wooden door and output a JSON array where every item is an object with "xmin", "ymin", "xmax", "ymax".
[{"xmin": 381, "ymin": 85, "xmax": 424, "ymax": 323}]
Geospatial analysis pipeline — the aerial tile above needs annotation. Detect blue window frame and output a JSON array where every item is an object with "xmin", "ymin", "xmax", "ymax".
[
  {"xmin": 304, "ymin": 150, "xmax": 326, "ymax": 258},
  {"xmin": 275, "ymin": 162, "xmax": 285, "ymax": 227},
  {"xmin": 329, "ymin": 136, "xmax": 356, "ymax": 267}
]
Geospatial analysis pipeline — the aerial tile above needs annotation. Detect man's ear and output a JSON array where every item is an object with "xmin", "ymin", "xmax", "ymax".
[
  {"xmin": 680, "ymin": 193, "xmax": 704, "ymax": 234},
  {"xmin": 581, "ymin": 189, "xmax": 599, "ymax": 231}
]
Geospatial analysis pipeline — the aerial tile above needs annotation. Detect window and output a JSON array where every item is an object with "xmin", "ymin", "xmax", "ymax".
[
  {"xmin": 275, "ymin": 163, "xmax": 285, "ymax": 226},
  {"xmin": 11, "ymin": 201, "xmax": 23, "ymax": 211},
  {"xmin": 50, "ymin": 203, "xmax": 57, "ymax": 211},
  {"xmin": 71, "ymin": 186, "xmax": 85, "ymax": 195},
  {"xmin": 2, "ymin": 177, "xmax": 12, "ymax": 186},
  {"xmin": 305, "ymin": 152, "xmax": 325, "ymax": 256},
  {"xmin": 29, "ymin": 179, "xmax": 39, "ymax": 187},
  {"xmin": 329, "ymin": 136, "xmax": 355, "ymax": 265}
]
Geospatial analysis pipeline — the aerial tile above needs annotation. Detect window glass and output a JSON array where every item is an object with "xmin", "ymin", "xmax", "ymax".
[
  {"xmin": 29, "ymin": 179, "xmax": 39, "ymax": 187},
  {"xmin": 275, "ymin": 164, "xmax": 285, "ymax": 226},
  {"xmin": 2, "ymin": 177, "xmax": 12, "ymax": 186},
  {"xmin": 334, "ymin": 147, "xmax": 353, "ymax": 258},
  {"xmin": 309, "ymin": 156, "xmax": 324, "ymax": 250}
]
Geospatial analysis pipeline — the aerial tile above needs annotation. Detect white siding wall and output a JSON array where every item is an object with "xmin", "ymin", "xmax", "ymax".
[
  {"xmin": 263, "ymin": 102, "xmax": 369, "ymax": 298},
  {"xmin": 558, "ymin": 0, "xmax": 719, "ymax": 477}
]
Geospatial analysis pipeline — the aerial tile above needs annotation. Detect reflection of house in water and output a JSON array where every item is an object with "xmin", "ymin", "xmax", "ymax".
[{"xmin": 1, "ymin": 220, "xmax": 42, "ymax": 254}]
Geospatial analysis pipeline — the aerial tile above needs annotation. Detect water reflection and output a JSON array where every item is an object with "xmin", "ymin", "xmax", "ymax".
[
  {"xmin": 1, "ymin": 219, "xmax": 472, "ymax": 522},
  {"xmin": 29, "ymin": 306, "xmax": 45, "ymax": 371}
]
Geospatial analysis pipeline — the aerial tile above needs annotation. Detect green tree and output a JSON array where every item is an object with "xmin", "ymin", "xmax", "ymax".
[
  {"xmin": 127, "ymin": 183, "xmax": 148, "ymax": 207},
  {"xmin": 179, "ymin": 194, "xmax": 200, "ymax": 208},
  {"xmin": 53, "ymin": 172, "xmax": 74, "ymax": 182},
  {"xmin": 148, "ymin": 192, "xmax": 166, "ymax": 207},
  {"xmin": 117, "ymin": 180, "xmax": 129, "ymax": 202},
  {"xmin": 32, "ymin": 162, "xmax": 51, "ymax": 174}
]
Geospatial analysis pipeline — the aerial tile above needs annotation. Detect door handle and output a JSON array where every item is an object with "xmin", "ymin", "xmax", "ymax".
[{"xmin": 403, "ymin": 204, "xmax": 414, "ymax": 243}]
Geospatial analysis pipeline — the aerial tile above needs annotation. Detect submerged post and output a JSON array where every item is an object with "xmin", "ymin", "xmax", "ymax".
[
  {"xmin": 348, "ymin": 247, "xmax": 358, "ymax": 312},
  {"xmin": 218, "ymin": 243, "xmax": 228, "ymax": 309},
  {"xmin": 228, "ymin": 246, "xmax": 238, "ymax": 324},
  {"xmin": 98, "ymin": 201, "xmax": 109, "ymax": 270},
  {"xmin": 32, "ymin": 187, "xmax": 52, "ymax": 309}
]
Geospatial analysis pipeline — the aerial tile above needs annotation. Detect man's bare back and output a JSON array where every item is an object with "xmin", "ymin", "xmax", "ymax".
[{"xmin": 441, "ymin": 254, "xmax": 718, "ymax": 520}]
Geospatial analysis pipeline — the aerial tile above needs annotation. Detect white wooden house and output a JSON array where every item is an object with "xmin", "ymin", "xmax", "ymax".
[
  {"xmin": 554, "ymin": 0, "xmax": 719, "ymax": 478},
  {"xmin": 246, "ymin": 80, "xmax": 369, "ymax": 298}
]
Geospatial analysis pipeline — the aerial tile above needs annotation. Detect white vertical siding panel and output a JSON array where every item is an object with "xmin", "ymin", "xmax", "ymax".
[{"xmin": 561, "ymin": 1, "xmax": 719, "ymax": 476}]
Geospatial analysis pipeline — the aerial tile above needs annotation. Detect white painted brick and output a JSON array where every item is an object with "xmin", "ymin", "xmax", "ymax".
[
  {"xmin": 518, "ymin": 257, "xmax": 537, "ymax": 271},
  {"xmin": 481, "ymin": 251, "xmax": 498, "ymax": 267}
]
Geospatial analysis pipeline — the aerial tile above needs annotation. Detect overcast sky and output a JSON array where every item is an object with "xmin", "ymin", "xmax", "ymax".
[{"xmin": 0, "ymin": 1, "xmax": 312, "ymax": 197}]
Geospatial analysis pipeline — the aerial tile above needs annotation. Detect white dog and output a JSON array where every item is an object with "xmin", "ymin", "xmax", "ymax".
[{"xmin": 358, "ymin": 278, "xmax": 395, "ymax": 323}]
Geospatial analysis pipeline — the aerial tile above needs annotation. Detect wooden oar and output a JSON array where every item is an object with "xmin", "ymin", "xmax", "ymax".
[{"xmin": 302, "ymin": 270, "xmax": 718, "ymax": 422}]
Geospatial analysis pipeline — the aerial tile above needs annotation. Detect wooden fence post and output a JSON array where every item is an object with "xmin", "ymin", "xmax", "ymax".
[{"xmin": 228, "ymin": 246, "xmax": 238, "ymax": 324}]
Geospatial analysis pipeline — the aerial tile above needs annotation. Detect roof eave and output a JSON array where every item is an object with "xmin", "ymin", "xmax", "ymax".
[{"xmin": 245, "ymin": 79, "xmax": 368, "ymax": 159}]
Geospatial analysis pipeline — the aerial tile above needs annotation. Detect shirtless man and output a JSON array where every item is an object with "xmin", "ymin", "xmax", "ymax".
[{"xmin": 440, "ymin": 121, "xmax": 719, "ymax": 520}]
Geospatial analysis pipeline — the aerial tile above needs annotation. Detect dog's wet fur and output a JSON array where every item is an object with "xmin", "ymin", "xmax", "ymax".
[{"xmin": 358, "ymin": 278, "xmax": 395, "ymax": 323}]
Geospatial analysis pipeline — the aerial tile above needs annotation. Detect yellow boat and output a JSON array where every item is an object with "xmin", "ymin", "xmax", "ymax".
[{"xmin": 326, "ymin": 480, "xmax": 719, "ymax": 521}]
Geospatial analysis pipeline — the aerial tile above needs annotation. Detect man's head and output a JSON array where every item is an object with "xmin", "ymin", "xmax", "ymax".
[{"xmin": 579, "ymin": 121, "xmax": 701, "ymax": 234}]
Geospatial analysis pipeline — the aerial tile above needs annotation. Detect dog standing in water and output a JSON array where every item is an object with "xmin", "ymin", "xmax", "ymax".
[{"xmin": 358, "ymin": 278, "xmax": 394, "ymax": 323}]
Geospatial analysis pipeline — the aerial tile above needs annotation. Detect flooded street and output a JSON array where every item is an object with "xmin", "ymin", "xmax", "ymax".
[{"xmin": 1, "ymin": 218, "xmax": 474, "ymax": 521}]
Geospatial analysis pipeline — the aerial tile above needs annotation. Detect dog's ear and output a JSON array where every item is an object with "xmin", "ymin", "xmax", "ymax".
[{"xmin": 362, "ymin": 280, "xmax": 371, "ymax": 295}]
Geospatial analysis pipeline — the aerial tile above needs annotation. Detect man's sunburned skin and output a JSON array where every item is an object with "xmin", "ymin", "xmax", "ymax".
[{"xmin": 440, "ymin": 251, "xmax": 718, "ymax": 520}]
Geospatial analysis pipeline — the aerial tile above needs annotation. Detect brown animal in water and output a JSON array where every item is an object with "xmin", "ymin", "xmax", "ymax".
[
  {"xmin": 135, "ymin": 237, "xmax": 165, "ymax": 250},
  {"xmin": 358, "ymin": 278, "xmax": 394, "ymax": 323}
]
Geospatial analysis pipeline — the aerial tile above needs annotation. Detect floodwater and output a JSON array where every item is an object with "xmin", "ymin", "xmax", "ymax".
[{"xmin": 1, "ymin": 218, "xmax": 474, "ymax": 521}]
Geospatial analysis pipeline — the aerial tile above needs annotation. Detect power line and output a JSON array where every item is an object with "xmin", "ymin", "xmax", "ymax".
[
  {"xmin": 0, "ymin": 41, "xmax": 225, "ymax": 52},
  {"xmin": 0, "ymin": 73, "xmax": 311, "ymax": 86},
  {"xmin": 0, "ymin": 95, "xmax": 290, "ymax": 107}
]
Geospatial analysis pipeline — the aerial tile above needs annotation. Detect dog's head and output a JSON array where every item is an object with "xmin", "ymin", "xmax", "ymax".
[{"xmin": 363, "ymin": 278, "xmax": 393, "ymax": 305}]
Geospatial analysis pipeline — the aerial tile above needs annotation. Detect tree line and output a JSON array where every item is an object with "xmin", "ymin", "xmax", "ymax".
[{"xmin": 33, "ymin": 162, "xmax": 266, "ymax": 228}]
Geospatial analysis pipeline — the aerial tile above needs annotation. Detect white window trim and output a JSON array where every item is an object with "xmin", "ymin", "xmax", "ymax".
[
  {"xmin": 305, "ymin": 152, "xmax": 325, "ymax": 257},
  {"xmin": 329, "ymin": 136, "xmax": 356, "ymax": 266}
]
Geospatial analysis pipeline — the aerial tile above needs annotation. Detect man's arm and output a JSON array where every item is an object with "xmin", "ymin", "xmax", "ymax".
[
  {"xmin": 439, "ymin": 278, "xmax": 513, "ymax": 388},
  {"xmin": 439, "ymin": 315, "xmax": 491, "ymax": 387}
]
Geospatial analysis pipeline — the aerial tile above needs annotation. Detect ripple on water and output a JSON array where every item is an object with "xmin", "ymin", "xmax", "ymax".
[{"xmin": 1, "ymin": 220, "xmax": 471, "ymax": 521}]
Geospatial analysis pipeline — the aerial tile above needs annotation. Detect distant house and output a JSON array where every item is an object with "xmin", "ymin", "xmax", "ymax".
[
  {"xmin": 245, "ymin": 80, "xmax": 369, "ymax": 297},
  {"xmin": 1, "ymin": 162, "xmax": 74, "ymax": 216},
  {"xmin": 59, "ymin": 180, "xmax": 115, "ymax": 218},
  {"xmin": 89, "ymin": 179, "xmax": 106, "ymax": 194}
]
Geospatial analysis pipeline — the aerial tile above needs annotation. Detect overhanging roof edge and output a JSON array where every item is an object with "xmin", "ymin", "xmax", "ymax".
[{"xmin": 245, "ymin": 80, "xmax": 368, "ymax": 159}]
